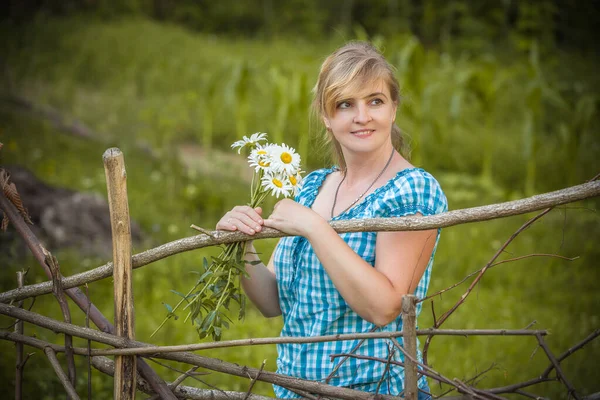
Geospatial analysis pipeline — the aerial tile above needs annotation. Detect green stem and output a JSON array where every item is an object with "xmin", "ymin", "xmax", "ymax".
[{"xmin": 151, "ymin": 279, "xmax": 202, "ymax": 337}]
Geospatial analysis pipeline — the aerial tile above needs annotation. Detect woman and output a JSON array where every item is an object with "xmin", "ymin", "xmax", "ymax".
[{"xmin": 217, "ymin": 42, "xmax": 447, "ymax": 399}]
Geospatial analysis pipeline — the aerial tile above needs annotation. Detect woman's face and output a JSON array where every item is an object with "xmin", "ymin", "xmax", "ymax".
[{"xmin": 324, "ymin": 79, "xmax": 397, "ymax": 157}]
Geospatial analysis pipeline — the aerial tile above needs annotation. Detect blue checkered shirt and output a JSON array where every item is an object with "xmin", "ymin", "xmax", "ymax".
[{"xmin": 272, "ymin": 167, "xmax": 448, "ymax": 399}]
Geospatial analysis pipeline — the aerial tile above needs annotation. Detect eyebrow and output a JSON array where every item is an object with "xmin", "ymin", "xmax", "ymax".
[
  {"xmin": 363, "ymin": 92, "xmax": 388, "ymax": 99},
  {"xmin": 337, "ymin": 92, "xmax": 388, "ymax": 103}
]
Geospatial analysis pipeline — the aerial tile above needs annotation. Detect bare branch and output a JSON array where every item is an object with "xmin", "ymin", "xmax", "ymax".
[
  {"xmin": 85, "ymin": 328, "xmax": 548, "ymax": 357},
  {"xmin": 487, "ymin": 376, "xmax": 556, "ymax": 394},
  {"xmin": 535, "ymin": 333, "xmax": 580, "ymax": 400},
  {"xmin": 423, "ymin": 200, "xmax": 559, "ymax": 364},
  {"xmin": 2, "ymin": 181, "xmax": 598, "ymax": 304},
  {"xmin": 243, "ymin": 360, "xmax": 266, "ymax": 400},
  {"xmin": 0, "ymin": 188, "xmax": 176, "ymax": 399},
  {"xmin": 14, "ymin": 270, "xmax": 25, "ymax": 400},
  {"xmin": 43, "ymin": 248, "xmax": 77, "ymax": 387},
  {"xmin": 44, "ymin": 346, "xmax": 80, "ymax": 400},
  {"xmin": 542, "ymin": 329, "xmax": 600, "ymax": 378},
  {"xmin": 422, "ymin": 253, "xmax": 578, "ymax": 302},
  {"xmin": 0, "ymin": 306, "xmax": 399, "ymax": 400},
  {"xmin": 90, "ymin": 356, "xmax": 275, "ymax": 400}
]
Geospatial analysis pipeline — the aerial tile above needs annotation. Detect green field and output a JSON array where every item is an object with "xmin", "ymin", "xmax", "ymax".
[{"xmin": 0, "ymin": 15, "xmax": 599, "ymax": 399}]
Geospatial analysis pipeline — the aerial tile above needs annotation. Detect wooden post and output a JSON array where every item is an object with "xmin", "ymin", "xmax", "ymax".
[
  {"xmin": 15, "ymin": 270, "xmax": 25, "ymax": 400},
  {"xmin": 402, "ymin": 295, "xmax": 418, "ymax": 400},
  {"xmin": 103, "ymin": 148, "xmax": 136, "ymax": 399}
]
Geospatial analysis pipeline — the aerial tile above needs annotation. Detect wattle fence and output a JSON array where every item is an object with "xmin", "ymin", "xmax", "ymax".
[{"xmin": 1, "ymin": 147, "xmax": 599, "ymax": 400}]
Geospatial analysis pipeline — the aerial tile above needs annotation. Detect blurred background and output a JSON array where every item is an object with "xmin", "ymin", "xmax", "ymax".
[{"xmin": 0, "ymin": 0, "xmax": 599, "ymax": 398}]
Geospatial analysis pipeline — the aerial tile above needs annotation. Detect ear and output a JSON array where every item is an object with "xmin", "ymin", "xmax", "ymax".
[
  {"xmin": 392, "ymin": 103, "xmax": 398, "ymax": 123},
  {"xmin": 323, "ymin": 117, "xmax": 331, "ymax": 130}
]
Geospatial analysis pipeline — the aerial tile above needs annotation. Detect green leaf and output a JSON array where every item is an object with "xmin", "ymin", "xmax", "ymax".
[{"xmin": 170, "ymin": 289, "xmax": 191, "ymax": 299}]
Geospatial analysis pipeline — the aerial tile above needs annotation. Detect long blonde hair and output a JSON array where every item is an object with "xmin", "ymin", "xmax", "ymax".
[{"xmin": 312, "ymin": 41, "xmax": 407, "ymax": 171}]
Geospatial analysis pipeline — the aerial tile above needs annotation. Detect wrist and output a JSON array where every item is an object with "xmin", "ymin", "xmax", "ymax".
[{"xmin": 304, "ymin": 213, "xmax": 329, "ymax": 241}]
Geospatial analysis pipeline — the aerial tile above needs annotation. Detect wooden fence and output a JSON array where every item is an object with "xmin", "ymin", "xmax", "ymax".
[{"xmin": 1, "ymin": 148, "xmax": 599, "ymax": 400}]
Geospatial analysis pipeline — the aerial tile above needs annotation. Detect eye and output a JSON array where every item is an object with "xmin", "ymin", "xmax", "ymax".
[
  {"xmin": 336, "ymin": 100, "xmax": 352, "ymax": 109},
  {"xmin": 370, "ymin": 97, "xmax": 384, "ymax": 106}
]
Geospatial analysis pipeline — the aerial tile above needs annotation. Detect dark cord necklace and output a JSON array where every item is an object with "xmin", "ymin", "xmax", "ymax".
[{"xmin": 330, "ymin": 148, "xmax": 395, "ymax": 218}]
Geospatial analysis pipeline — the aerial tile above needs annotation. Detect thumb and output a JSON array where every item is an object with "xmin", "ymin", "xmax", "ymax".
[{"xmin": 254, "ymin": 206, "xmax": 263, "ymax": 216}]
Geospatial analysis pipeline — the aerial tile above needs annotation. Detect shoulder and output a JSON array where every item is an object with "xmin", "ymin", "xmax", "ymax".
[
  {"xmin": 379, "ymin": 168, "xmax": 448, "ymax": 217},
  {"xmin": 294, "ymin": 167, "xmax": 336, "ymax": 203}
]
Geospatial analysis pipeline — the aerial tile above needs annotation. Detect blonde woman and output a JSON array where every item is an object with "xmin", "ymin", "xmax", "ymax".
[{"xmin": 217, "ymin": 42, "xmax": 447, "ymax": 399}]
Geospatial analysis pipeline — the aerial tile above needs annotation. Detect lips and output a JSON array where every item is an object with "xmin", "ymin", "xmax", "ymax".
[{"xmin": 351, "ymin": 129, "xmax": 374, "ymax": 137}]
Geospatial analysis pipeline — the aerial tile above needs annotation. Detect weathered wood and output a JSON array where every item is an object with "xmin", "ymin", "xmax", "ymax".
[
  {"xmin": 402, "ymin": 295, "xmax": 418, "ymax": 399},
  {"xmin": 103, "ymin": 148, "xmax": 136, "ymax": 400},
  {"xmin": 15, "ymin": 271, "xmax": 24, "ymax": 400},
  {"xmin": 44, "ymin": 347, "xmax": 81, "ymax": 400},
  {"xmin": 0, "ymin": 187, "xmax": 177, "ymax": 399},
  {"xmin": 2, "ymin": 180, "xmax": 598, "ymax": 305},
  {"xmin": 0, "ymin": 303, "xmax": 398, "ymax": 400}
]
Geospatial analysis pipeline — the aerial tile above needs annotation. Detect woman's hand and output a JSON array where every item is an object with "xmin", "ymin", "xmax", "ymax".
[
  {"xmin": 263, "ymin": 199, "xmax": 326, "ymax": 238},
  {"xmin": 216, "ymin": 206, "xmax": 264, "ymax": 235}
]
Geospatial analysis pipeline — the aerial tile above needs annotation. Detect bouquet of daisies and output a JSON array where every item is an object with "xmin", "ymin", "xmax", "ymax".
[{"xmin": 153, "ymin": 133, "xmax": 302, "ymax": 340}]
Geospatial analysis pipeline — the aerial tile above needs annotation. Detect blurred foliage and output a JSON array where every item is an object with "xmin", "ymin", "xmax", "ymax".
[
  {"xmin": 2, "ymin": 0, "xmax": 600, "ymax": 55},
  {"xmin": 0, "ymin": 2, "xmax": 599, "ymax": 399}
]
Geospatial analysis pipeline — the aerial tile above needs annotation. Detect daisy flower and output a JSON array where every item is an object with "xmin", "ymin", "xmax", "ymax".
[
  {"xmin": 261, "ymin": 172, "xmax": 293, "ymax": 198},
  {"xmin": 248, "ymin": 144, "xmax": 275, "ymax": 172},
  {"xmin": 288, "ymin": 170, "xmax": 303, "ymax": 196},
  {"xmin": 269, "ymin": 143, "xmax": 301, "ymax": 175},
  {"xmin": 231, "ymin": 132, "xmax": 268, "ymax": 154}
]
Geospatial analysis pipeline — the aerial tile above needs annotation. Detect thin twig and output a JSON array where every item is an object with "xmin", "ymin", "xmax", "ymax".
[
  {"xmin": 436, "ymin": 363, "xmax": 496, "ymax": 398},
  {"xmin": 190, "ymin": 224, "xmax": 216, "ymax": 238},
  {"xmin": 0, "ymin": 192, "xmax": 177, "ymax": 399},
  {"xmin": 85, "ymin": 283, "xmax": 92, "ymax": 400},
  {"xmin": 43, "ymin": 247, "xmax": 77, "ymax": 387},
  {"xmin": 535, "ymin": 333, "xmax": 580, "ymax": 400},
  {"xmin": 423, "ymin": 206, "xmax": 556, "ymax": 364},
  {"xmin": 243, "ymin": 360, "xmax": 266, "ymax": 400},
  {"xmin": 15, "ymin": 270, "xmax": 25, "ymax": 400},
  {"xmin": 146, "ymin": 365, "xmax": 204, "ymax": 400},
  {"xmin": 83, "ymin": 328, "xmax": 548, "ymax": 357},
  {"xmin": 421, "ymin": 253, "xmax": 578, "ymax": 303},
  {"xmin": 3, "ymin": 180, "xmax": 599, "ymax": 304},
  {"xmin": 542, "ymin": 329, "xmax": 600, "ymax": 378},
  {"xmin": 0, "ymin": 307, "xmax": 399, "ymax": 400},
  {"xmin": 89, "ymin": 355, "xmax": 276, "ymax": 400},
  {"xmin": 375, "ymin": 345, "xmax": 395, "ymax": 395},
  {"xmin": 44, "ymin": 346, "xmax": 80, "ymax": 400},
  {"xmin": 325, "ymin": 326, "xmax": 377, "ymax": 385}
]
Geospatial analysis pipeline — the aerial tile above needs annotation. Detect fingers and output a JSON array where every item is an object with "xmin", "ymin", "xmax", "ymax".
[{"xmin": 216, "ymin": 205, "xmax": 264, "ymax": 235}]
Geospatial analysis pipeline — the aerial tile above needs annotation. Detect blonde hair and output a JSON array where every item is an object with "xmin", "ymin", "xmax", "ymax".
[{"xmin": 312, "ymin": 41, "xmax": 406, "ymax": 171}]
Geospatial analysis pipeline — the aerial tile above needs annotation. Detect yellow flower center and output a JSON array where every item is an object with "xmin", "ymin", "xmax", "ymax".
[
  {"xmin": 280, "ymin": 152, "xmax": 292, "ymax": 164},
  {"xmin": 289, "ymin": 175, "xmax": 297, "ymax": 186},
  {"xmin": 257, "ymin": 150, "xmax": 267, "ymax": 155},
  {"xmin": 259, "ymin": 160, "xmax": 270, "ymax": 167},
  {"xmin": 272, "ymin": 178, "xmax": 283, "ymax": 188}
]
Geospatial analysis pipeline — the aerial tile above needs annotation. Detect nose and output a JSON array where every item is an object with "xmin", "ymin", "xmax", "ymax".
[{"xmin": 353, "ymin": 102, "xmax": 372, "ymax": 124}]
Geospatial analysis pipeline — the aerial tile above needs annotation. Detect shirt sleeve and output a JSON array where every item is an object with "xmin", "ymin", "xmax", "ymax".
[
  {"xmin": 380, "ymin": 170, "xmax": 448, "ymax": 218},
  {"xmin": 293, "ymin": 169, "xmax": 326, "ymax": 206}
]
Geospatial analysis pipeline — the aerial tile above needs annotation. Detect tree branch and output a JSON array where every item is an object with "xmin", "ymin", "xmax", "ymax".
[
  {"xmin": 1, "ymin": 180, "xmax": 598, "ymax": 304},
  {"xmin": 535, "ymin": 333, "xmax": 579, "ymax": 400},
  {"xmin": 14, "ymin": 270, "xmax": 25, "ymax": 400},
  {"xmin": 0, "ymin": 188, "xmax": 177, "ymax": 399},
  {"xmin": 44, "ymin": 248, "xmax": 77, "ymax": 388},
  {"xmin": 44, "ymin": 346, "xmax": 80, "ymax": 400},
  {"xmin": 0, "ymin": 306, "xmax": 400, "ymax": 400}
]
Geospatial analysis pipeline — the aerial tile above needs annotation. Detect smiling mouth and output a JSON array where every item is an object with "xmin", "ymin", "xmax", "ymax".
[{"xmin": 351, "ymin": 129, "xmax": 374, "ymax": 136}]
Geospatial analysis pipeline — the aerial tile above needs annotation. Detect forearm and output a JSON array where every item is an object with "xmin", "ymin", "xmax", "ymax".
[
  {"xmin": 307, "ymin": 221, "xmax": 403, "ymax": 326},
  {"xmin": 241, "ymin": 242, "xmax": 281, "ymax": 318}
]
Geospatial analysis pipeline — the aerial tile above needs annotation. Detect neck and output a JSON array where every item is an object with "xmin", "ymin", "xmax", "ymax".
[{"xmin": 342, "ymin": 145, "xmax": 396, "ymax": 187}]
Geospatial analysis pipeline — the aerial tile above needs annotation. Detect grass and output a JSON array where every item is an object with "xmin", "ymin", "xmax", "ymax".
[{"xmin": 0, "ymin": 15, "xmax": 599, "ymax": 399}]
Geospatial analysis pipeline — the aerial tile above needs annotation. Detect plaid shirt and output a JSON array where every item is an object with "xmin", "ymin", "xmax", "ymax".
[{"xmin": 272, "ymin": 167, "xmax": 448, "ymax": 399}]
